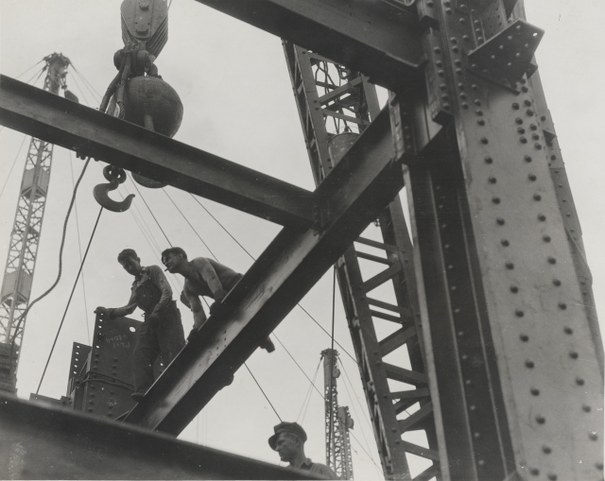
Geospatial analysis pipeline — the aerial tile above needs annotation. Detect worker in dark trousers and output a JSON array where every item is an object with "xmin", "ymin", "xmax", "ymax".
[
  {"xmin": 268, "ymin": 422, "xmax": 338, "ymax": 479},
  {"xmin": 95, "ymin": 248, "xmax": 185, "ymax": 401},
  {"xmin": 160, "ymin": 246, "xmax": 274, "ymax": 352}
]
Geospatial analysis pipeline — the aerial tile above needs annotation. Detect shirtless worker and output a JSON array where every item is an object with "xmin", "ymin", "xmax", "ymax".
[
  {"xmin": 161, "ymin": 247, "xmax": 274, "ymax": 352},
  {"xmin": 95, "ymin": 248, "xmax": 185, "ymax": 401}
]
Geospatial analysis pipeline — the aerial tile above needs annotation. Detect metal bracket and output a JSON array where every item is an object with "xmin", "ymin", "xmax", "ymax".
[{"xmin": 468, "ymin": 19, "xmax": 543, "ymax": 90}]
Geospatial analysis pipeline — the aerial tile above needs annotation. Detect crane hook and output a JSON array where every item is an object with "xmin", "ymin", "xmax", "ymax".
[{"xmin": 93, "ymin": 165, "xmax": 135, "ymax": 213}]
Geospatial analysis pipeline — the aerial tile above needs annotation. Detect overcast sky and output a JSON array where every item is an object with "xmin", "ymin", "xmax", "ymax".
[{"xmin": 1, "ymin": 1, "xmax": 604, "ymax": 479}]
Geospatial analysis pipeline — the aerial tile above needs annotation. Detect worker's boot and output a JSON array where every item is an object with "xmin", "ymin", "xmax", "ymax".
[{"xmin": 260, "ymin": 337, "xmax": 275, "ymax": 353}]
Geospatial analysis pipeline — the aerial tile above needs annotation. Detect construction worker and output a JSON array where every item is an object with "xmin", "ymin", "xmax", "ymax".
[
  {"xmin": 95, "ymin": 248, "xmax": 185, "ymax": 401},
  {"xmin": 160, "ymin": 246, "xmax": 274, "ymax": 352},
  {"xmin": 268, "ymin": 422, "xmax": 338, "ymax": 479}
]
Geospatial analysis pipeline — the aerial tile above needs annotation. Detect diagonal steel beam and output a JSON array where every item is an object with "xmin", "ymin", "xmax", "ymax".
[
  {"xmin": 124, "ymin": 108, "xmax": 404, "ymax": 433},
  {"xmin": 193, "ymin": 0, "xmax": 424, "ymax": 90},
  {"xmin": 0, "ymin": 75, "xmax": 315, "ymax": 228}
]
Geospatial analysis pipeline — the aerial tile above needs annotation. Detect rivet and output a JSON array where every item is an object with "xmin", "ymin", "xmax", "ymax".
[
  {"xmin": 532, "ymin": 134, "xmax": 540, "ymax": 141},
  {"xmin": 525, "ymin": 360, "xmax": 535, "ymax": 368},
  {"xmin": 530, "ymin": 388, "xmax": 540, "ymax": 396},
  {"xmin": 433, "ymin": 46, "xmax": 442, "ymax": 54},
  {"xmin": 524, "ymin": 100, "xmax": 532, "ymax": 106},
  {"xmin": 477, "ymin": 119, "xmax": 485, "ymax": 126},
  {"xmin": 538, "ymin": 214, "xmax": 546, "ymax": 222},
  {"xmin": 520, "ymin": 334, "xmax": 529, "ymax": 342},
  {"xmin": 501, "ymin": 239, "xmax": 509, "ymax": 246},
  {"xmin": 469, "ymin": 404, "xmax": 477, "ymax": 411},
  {"xmin": 528, "ymin": 174, "xmax": 537, "ymax": 181},
  {"xmin": 480, "ymin": 137, "xmax": 489, "ymax": 144},
  {"xmin": 530, "ymin": 467, "xmax": 540, "ymax": 476},
  {"xmin": 547, "ymin": 257, "xmax": 556, "ymax": 265},
  {"xmin": 526, "ymin": 109, "xmax": 534, "ymax": 116},
  {"xmin": 569, "ymin": 351, "xmax": 579, "ymax": 360},
  {"xmin": 542, "ymin": 445, "xmax": 552, "ymax": 454},
  {"xmin": 547, "ymin": 474, "xmax": 557, "ymax": 481},
  {"xmin": 558, "ymin": 302, "xmax": 567, "ymax": 310},
  {"xmin": 582, "ymin": 404, "xmax": 592, "ymax": 413},
  {"xmin": 536, "ymin": 415, "xmax": 546, "ymax": 424},
  {"xmin": 542, "ymin": 235, "xmax": 551, "ymax": 242},
  {"xmin": 589, "ymin": 432, "xmax": 598, "ymax": 441},
  {"xmin": 520, "ymin": 137, "xmax": 528, "ymax": 144},
  {"xmin": 477, "ymin": 459, "xmax": 485, "ymax": 467},
  {"xmin": 564, "ymin": 326, "xmax": 573, "ymax": 335},
  {"xmin": 471, "ymin": 83, "xmax": 478, "ymax": 90},
  {"xmin": 517, "ymin": 127, "xmax": 526, "ymax": 134},
  {"xmin": 553, "ymin": 279, "xmax": 562, "ymax": 287},
  {"xmin": 512, "ymin": 103, "xmax": 520, "ymax": 110},
  {"xmin": 596, "ymin": 462, "xmax": 603, "ymax": 470},
  {"xmin": 474, "ymin": 99, "xmax": 482, "ymax": 106},
  {"xmin": 533, "ymin": 194, "xmax": 542, "ymax": 201},
  {"xmin": 473, "ymin": 432, "xmax": 481, "ymax": 439},
  {"xmin": 534, "ymin": 143, "xmax": 543, "ymax": 150},
  {"xmin": 505, "ymin": 262, "xmax": 514, "ymax": 270},
  {"xmin": 576, "ymin": 377, "xmax": 585, "ymax": 386},
  {"xmin": 510, "ymin": 286, "xmax": 519, "ymax": 293},
  {"xmin": 476, "ymin": 109, "xmax": 484, "ymax": 116},
  {"xmin": 515, "ymin": 310, "xmax": 524, "ymax": 317},
  {"xmin": 492, "ymin": 197, "xmax": 501, "ymax": 204},
  {"xmin": 485, "ymin": 156, "xmax": 493, "ymax": 164},
  {"xmin": 524, "ymin": 155, "xmax": 532, "ymax": 163},
  {"xmin": 461, "ymin": 102, "xmax": 469, "ymax": 109},
  {"xmin": 496, "ymin": 217, "xmax": 505, "ymax": 225}
]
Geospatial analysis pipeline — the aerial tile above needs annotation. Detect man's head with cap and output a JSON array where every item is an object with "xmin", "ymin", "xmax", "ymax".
[{"xmin": 269, "ymin": 422, "xmax": 307, "ymax": 464}]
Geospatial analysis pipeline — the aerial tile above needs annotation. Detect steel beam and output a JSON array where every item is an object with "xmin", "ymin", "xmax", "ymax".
[
  {"xmin": 193, "ymin": 0, "xmax": 424, "ymax": 90},
  {"xmin": 0, "ymin": 394, "xmax": 311, "ymax": 480},
  {"xmin": 124, "ymin": 108, "xmax": 404, "ymax": 433},
  {"xmin": 0, "ymin": 75, "xmax": 315, "ymax": 228}
]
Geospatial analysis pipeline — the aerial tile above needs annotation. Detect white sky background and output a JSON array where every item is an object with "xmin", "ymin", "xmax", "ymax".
[{"xmin": 0, "ymin": 1, "xmax": 604, "ymax": 480}]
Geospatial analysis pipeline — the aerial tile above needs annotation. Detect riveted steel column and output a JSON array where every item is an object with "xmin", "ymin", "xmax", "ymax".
[{"xmin": 396, "ymin": 1, "xmax": 604, "ymax": 480}]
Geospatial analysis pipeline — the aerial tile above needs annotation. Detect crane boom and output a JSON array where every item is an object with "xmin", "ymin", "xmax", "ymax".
[{"xmin": 0, "ymin": 53, "xmax": 71, "ymax": 394}]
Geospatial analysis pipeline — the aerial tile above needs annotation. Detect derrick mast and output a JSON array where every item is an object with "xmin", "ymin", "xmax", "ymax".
[
  {"xmin": 322, "ymin": 348, "xmax": 354, "ymax": 479},
  {"xmin": 0, "ymin": 53, "xmax": 72, "ymax": 393}
]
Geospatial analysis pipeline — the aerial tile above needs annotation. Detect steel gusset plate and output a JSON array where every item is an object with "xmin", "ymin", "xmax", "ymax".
[{"xmin": 468, "ymin": 19, "xmax": 543, "ymax": 90}]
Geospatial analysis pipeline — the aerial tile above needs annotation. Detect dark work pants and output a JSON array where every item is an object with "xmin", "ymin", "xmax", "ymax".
[{"xmin": 132, "ymin": 301, "xmax": 185, "ymax": 393}]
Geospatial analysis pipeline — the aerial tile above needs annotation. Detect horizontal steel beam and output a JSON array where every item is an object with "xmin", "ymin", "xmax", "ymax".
[
  {"xmin": 0, "ymin": 394, "xmax": 311, "ymax": 480},
  {"xmin": 124, "ymin": 108, "xmax": 404, "ymax": 433},
  {"xmin": 194, "ymin": 0, "xmax": 424, "ymax": 90},
  {"xmin": 0, "ymin": 75, "xmax": 316, "ymax": 228}
]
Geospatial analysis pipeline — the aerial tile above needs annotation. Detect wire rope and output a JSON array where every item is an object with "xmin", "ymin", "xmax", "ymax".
[
  {"xmin": 14, "ymin": 59, "xmax": 44, "ymax": 81},
  {"xmin": 0, "ymin": 135, "xmax": 27, "ymax": 201},
  {"xmin": 67, "ymin": 72, "xmax": 93, "ymax": 107},
  {"xmin": 297, "ymin": 359, "xmax": 322, "ymax": 425},
  {"xmin": 70, "ymin": 63, "xmax": 104, "ymax": 100},
  {"xmin": 163, "ymin": 189, "xmax": 217, "ymax": 259},
  {"xmin": 36, "ymin": 206, "xmax": 104, "ymax": 394},
  {"xmin": 24, "ymin": 66, "xmax": 45, "ymax": 87},
  {"xmin": 128, "ymin": 178, "xmax": 172, "ymax": 246},
  {"xmin": 244, "ymin": 363, "xmax": 282, "ymax": 421},
  {"xmin": 69, "ymin": 153, "xmax": 91, "ymax": 344}
]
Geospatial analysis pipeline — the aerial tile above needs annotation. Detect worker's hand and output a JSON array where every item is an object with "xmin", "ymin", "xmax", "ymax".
[{"xmin": 95, "ymin": 306, "xmax": 111, "ymax": 318}]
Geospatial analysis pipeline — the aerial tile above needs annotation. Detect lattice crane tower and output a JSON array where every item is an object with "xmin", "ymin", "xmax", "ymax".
[
  {"xmin": 322, "ymin": 348, "xmax": 354, "ymax": 479},
  {"xmin": 0, "ymin": 53, "xmax": 72, "ymax": 393}
]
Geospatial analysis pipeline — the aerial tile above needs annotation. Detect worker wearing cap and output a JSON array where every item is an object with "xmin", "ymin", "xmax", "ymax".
[{"xmin": 268, "ymin": 421, "xmax": 338, "ymax": 479}]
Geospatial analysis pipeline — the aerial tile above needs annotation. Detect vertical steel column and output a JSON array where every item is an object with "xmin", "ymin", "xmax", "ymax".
[
  {"xmin": 0, "ymin": 54, "xmax": 71, "ymax": 393},
  {"xmin": 392, "ymin": 1, "xmax": 603, "ymax": 480},
  {"xmin": 283, "ymin": 42, "xmax": 439, "ymax": 481}
]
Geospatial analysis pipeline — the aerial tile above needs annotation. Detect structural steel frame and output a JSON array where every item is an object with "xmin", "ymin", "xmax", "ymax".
[{"xmin": 0, "ymin": 1, "xmax": 602, "ymax": 480}]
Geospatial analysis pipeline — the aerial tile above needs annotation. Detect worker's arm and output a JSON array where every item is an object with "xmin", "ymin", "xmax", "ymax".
[
  {"xmin": 147, "ymin": 265, "xmax": 173, "ymax": 316},
  {"xmin": 192, "ymin": 258, "xmax": 228, "ymax": 301},
  {"xmin": 96, "ymin": 287, "xmax": 137, "ymax": 319},
  {"xmin": 182, "ymin": 282, "xmax": 207, "ymax": 330}
]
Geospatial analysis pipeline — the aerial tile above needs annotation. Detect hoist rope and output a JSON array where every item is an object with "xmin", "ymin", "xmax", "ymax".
[
  {"xmin": 189, "ymin": 193, "xmax": 359, "ymax": 364},
  {"xmin": 36, "ymin": 205, "xmax": 104, "ymax": 394},
  {"xmin": 128, "ymin": 178, "xmax": 172, "ymax": 246},
  {"xmin": 0, "ymin": 134, "xmax": 27, "ymax": 201},
  {"xmin": 296, "ymin": 358, "xmax": 322, "ymax": 424},
  {"xmin": 244, "ymin": 363, "xmax": 282, "ymax": 421},
  {"xmin": 163, "ymin": 189, "xmax": 217, "ymax": 259},
  {"xmin": 9, "ymin": 157, "xmax": 92, "ymax": 350},
  {"xmin": 69, "ymin": 152, "xmax": 91, "ymax": 344},
  {"xmin": 14, "ymin": 59, "xmax": 44, "ymax": 81}
]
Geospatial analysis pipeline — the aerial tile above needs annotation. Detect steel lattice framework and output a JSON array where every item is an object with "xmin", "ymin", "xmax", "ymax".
[
  {"xmin": 322, "ymin": 349, "xmax": 354, "ymax": 480},
  {"xmin": 283, "ymin": 42, "xmax": 438, "ymax": 480},
  {"xmin": 0, "ymin": 54, "xmax": 70, "ymax": 393}
]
